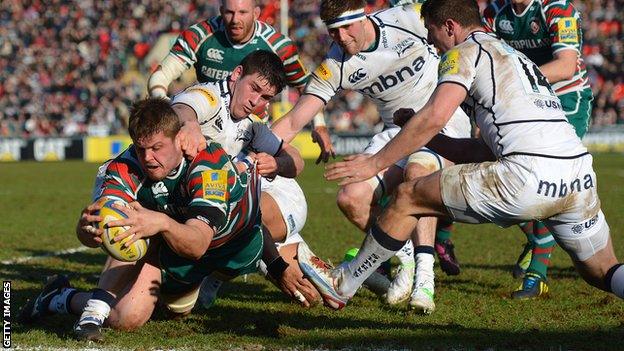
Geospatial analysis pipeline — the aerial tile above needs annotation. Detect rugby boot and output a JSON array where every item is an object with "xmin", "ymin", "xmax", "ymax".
[
  {"xmin": 73, "ymin": 299, "xmax": 109, "ymax": 342},
  {"xmin": 512, "ymin": 242, "xmax": 533, "ymax": 279},
  {"xmin": 409, "ymin": 279, "xmax": 435, "ymax": 315},
  {"xmin": 298, "ymin": 242, "xmax": 349, "ymax": 310},
  {"xmin": 18, "ymin": 274, "xmax": 71, "ymax": 324},
  {"xmin": 435, "ymin": 239, "xmax": 460, "ymax": 276},
  {"xmin": 511, "ymin": 272, "xmax": 549, "ymax": 299},
  {"xmin": 384, "ymin": 262, "xmax": 415, "ymax": 305}
]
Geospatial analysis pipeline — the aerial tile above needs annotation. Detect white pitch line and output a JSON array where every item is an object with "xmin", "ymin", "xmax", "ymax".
[{"xmin": 1, "ymin": 246, "xmax": 91, "ymax": 265}]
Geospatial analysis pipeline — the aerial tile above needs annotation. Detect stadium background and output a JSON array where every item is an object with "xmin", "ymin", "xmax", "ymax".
[{"xmin": 0, "ymin": 0, "xmax": 622, "ymax": 161}]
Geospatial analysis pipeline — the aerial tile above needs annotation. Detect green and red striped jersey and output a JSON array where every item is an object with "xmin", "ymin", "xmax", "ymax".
[
  {"xmin": 170, "ymin": 16, "xmax": 309, "ymax": 88},
  {"xmin": 483, "ymin": 0, "xmax": 589, "ymax": 95},
  {"xmin": 97, "ymin": 142, "xmax": 261, "ymax": 250}
]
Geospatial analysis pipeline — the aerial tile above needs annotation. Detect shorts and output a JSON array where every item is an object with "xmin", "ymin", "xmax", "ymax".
[
  {"xmin": 559, "ymin": 88, "xmax": 594, "ymax": 138},
  {"xmin": 440, "ymin": 154, "xmax": 607, "ymax": 261},
  {"xmin": 261, "ymin": 176, "xmax": 307, "ymax": 238},
  {"xmin": 365, "ymin": 107, "xmax": 470, "ymax": 169},
  {"xmin": 159, "ymin": 220, "xmax": 264, "ymax": 296}
]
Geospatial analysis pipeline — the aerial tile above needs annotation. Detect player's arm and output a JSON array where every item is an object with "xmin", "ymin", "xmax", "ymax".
[
  {"xmin": 539, "ymin": 49, "xmax": 577, "ymax": 83},
  {"xmin": 148, "ymin": 55, "xmax": 188, "ymax": 98},
  {"xmin": 426, "ymin": 134, "xmax": 496, "ymax": 164},
  {"xmin": 171, "ymin": 86, "xmax": 225, "ymax": 157},
  {"xmin": 325, "ymin": 83, "xmax": 467, "ymax": 184},
  {"xmin": 77, "ymin": 155, "xmax": 140, "ymax": 247},
  {"xmin": 274, "ymin": 143, "xmax": 304, "ymax": 178},
  {"xmin": 249, "ymin": 124, "xmax": 304, "ymax": 178},
  {"xmin": 148, "ymin": 21, "xmax": 211, "ymax": 97},
  {"xmin": 542, "ymin": 4, "xmax": 582, "ymax": 83},
  {"xmin": 271, "ymin": 94, "xmax": 325, "ymax": 143},
  {"xmin": 110, "ymin": 202, "xmax": 216, "ymax": 260}
]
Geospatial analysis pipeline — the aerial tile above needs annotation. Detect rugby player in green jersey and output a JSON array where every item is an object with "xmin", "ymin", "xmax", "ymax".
[
  {"xmin": 482, "ymin": 0, "xmax": 594, "ymax": 299},
  {"xmin": 19, "ymin": 95, "xmax": 304, "ymax": 340}
]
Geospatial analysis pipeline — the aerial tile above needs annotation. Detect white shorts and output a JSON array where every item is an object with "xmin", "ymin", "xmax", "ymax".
[
  {"xmin": 440, "ymin": 154, "xmax": 608, "ymax": 261},
  {"xmin": 261, "ymin": 176, "xmax": 307, "ymax": 244}
]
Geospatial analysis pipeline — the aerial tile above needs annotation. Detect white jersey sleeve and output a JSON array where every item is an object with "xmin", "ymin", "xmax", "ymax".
[
  {"xmin": 304, "ymin": 44, "xmax": 344, "ymax": 103},
  {"xmin": 172, "ymin": 83, "xmax": 223, "ymax": 134}
]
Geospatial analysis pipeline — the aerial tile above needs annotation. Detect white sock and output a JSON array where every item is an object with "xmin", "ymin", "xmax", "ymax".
[
  {"xmin": 395, "ymin": 240, "xmax": 415, "ymax": 265},
  {"xmin": 48, "ymin": 288, "xmax": 76, "ymax": 314},
  {"xmin": 77, "ymin": 299, "xmax": 110, "ymax": 326},
  {"xmin": 609, "ymin": 264, "xmax": 624, "ymax": 299},
  {"xmin": 415, "ymin": 253, "xmax": 435, "ymax": 289},
  {"xmin": 338, "ymin": 226, "xmax": 405, "ymax": 296}
]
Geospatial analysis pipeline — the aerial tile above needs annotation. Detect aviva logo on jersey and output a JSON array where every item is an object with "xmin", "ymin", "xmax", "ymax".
[
  {"xmin": 439, "ymin": 49, "xmax": 460, "ymax": 76},
  {"xmin": 202, "ymin": 170, "xmax": 228, "ymax": 202},
  {"xmin": 558, "ymin": 17, "xmax": 578, "ymax": 43},
  {"xmin": 314, "ymin": 63, "xmax": 332, "ymax": 81}
]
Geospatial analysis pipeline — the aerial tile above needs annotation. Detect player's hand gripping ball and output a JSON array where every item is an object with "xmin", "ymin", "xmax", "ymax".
[{"xmin": 93, "ymin": 199, "xmax": 149, "ymax": 262}]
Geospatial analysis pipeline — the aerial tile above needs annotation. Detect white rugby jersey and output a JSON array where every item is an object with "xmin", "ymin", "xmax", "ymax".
[
  {"xmin": 172, "ymin": 80, "xmax": 283, "ymax": 157},
  {"xmin": 438, "ymin": 31, "xmax": 587, "ymax": 159},
  {"xmin": 305, "ymin": 5, "xmax": 469, "ymax": 137}
]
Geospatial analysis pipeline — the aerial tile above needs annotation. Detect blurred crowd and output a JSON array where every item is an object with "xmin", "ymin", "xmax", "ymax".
[{"xmin": 0, "ymin": 0, "xmax": 622, "ymax": 137}]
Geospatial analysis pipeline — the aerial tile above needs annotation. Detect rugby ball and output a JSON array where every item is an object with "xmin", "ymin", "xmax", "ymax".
[{"xmin": 93, "ymin": 199, "xmax": 149, "ymax": 262}]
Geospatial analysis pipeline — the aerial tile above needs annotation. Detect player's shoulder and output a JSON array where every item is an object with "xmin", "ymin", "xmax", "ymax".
[
  {"xmin": 257, "ymin": 20, "xmax": 295, "ymax": 47},
  {"xmin": 539, "ymin": 0, "xmax": 578, "ymax": 17},
  {"xmin": 373, "ymin": 5, "xmax": 419, "ymax": 26},
  {"xmin": 107, "ymin": 147, "xmax": 144, "ymax": 180},
  {"xmin": 194, "ymin": 142, "xmax": 231, "ymax": 167},
  {"xmin": 180, "ymin": 82, "xmax": 223, "ymax": 107}
]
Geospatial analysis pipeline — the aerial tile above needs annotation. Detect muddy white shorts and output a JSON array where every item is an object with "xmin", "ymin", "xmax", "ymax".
[{"xmin": 440, "ymin": 154, "xmax": 608, "ymax": 261}]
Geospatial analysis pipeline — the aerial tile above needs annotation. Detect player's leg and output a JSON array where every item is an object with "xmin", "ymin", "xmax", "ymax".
[
  {"xmin": 334, "ymin": 171, "xmax": 448, "ymax": 299},
  {"xmin": 400, "ymin": 158, "xmax": 440, "ymax": 313},
  {"xmin": 513, "ymin": 222, "xmax": 535, "ymax": 279},
  {"xmin": 435, "ymin": 219, "xmax": 461, "ymax": 276},
  {"xmin": 512, "ymin": 221, "xmax": 554, "ymax": 299},
  {"xmin": 545, "ymin": 211, "xmax": 624, "ymax": 298}
]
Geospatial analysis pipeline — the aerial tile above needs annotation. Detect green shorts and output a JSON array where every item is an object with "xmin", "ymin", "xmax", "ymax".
[
  {"xmin": 159, "ymin": 222, "xmax": 264, "ymax": 295},
  {"xmin": 558, "ymin": 88, "xmax": 594, "ymax": 138}
]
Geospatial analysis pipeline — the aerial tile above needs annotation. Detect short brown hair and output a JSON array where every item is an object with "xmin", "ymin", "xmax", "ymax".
[
  {"xmin": 128, "ymin": 98, "xmax": 182, "ymax": 142},
  {"xmin": 239, "ymin": 50, "xmax": 287, "ymax": 93},
  {"xmin": 320, "ymin": 0, "xmax": 366, "ymax": 23},
  {"xmin": 421, "ymin": 0, "xmax": 482, "ymax": 28}
]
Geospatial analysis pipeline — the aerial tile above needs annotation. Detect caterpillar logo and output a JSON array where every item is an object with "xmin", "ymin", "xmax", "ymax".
[
  {"xmin": 206, "ymin": 48, "xmax": 224, "ymax": 62},
  {"xmin": 360, "ymin": 56, "xmax": 425, "ymax": 95}
]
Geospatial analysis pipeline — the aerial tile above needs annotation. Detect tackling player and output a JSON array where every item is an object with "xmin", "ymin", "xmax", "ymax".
[
  {"xmin": 482, "ymin": 0, "xmax": 595, "ymax": 299},
  {"xmin": 271, "ymin": 0, "xmax": 471, "ymax": 314},
  {"xmin": 311, "ymin": 0, "xmax": 624, "ymax": 309},
  {"xmin": 147, "ymin": 0, "xmax": 329, "ymax": 308},
  {"xmin": 170, "ymin": 50, "xmax": 322, "ymax": 309}
]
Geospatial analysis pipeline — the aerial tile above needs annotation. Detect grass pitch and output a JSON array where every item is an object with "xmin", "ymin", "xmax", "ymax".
[{"xmin": 2, "ymin": 154, "xmax": 624, "ymax": 350}]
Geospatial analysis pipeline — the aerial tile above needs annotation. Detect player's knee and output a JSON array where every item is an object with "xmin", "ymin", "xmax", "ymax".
[
  {"xmin": 336, "ymin": 184, "xmax": 370, "ymax": 214},
  {"xmin": 404, "ymin": 162, "xmax": 431, "ymax": 182},
  {"xmin": 394, "ymin": 180, "xmax": 418, "ymax": 209},
  {"xmin": 110, "ymin": 310, "xmax": 149, "ymax": 331}
]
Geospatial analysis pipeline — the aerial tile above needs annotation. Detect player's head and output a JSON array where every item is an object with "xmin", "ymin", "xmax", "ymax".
[
  {"xmin": 128, "ymin": 98, "xmax": 184, "ymax": 181},
  {"xmin": 229, "ymin": 50, "xmax": 286, "ymax": 119},
  {"xmin": 220, "ymin": 0, "xmax": 260, "ymax": 44},
  {"xmin": 320, "ymin": 0, "xmax": 370, "ymax": 55},
  {"xmin": 421, "ymin": 0, "xmax": 482, "ymax": 52}
]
